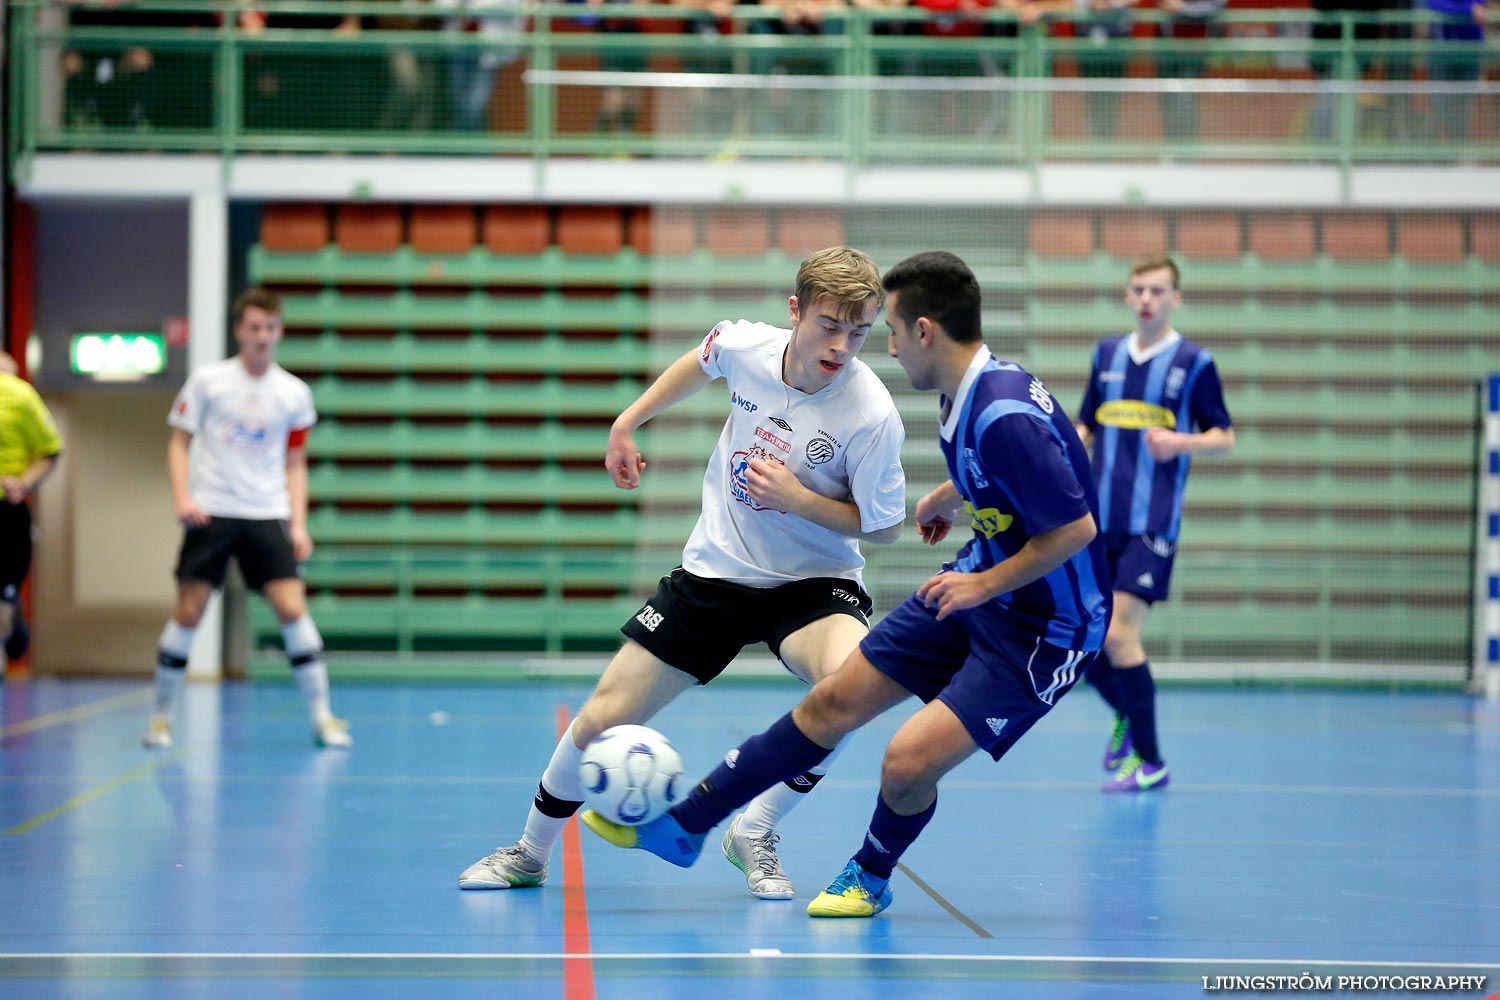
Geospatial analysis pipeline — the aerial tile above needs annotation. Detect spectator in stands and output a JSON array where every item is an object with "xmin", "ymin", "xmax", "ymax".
[
  {"xmin": 1158, "ymin": 0, "xmax": 1226, "ymax": 143},
  {"xmin": 0, "ymin": 351, "xmax": 62, "ymax": 666},
  {"xmin": 434, "ymin": 0, "xmax": 525, "ymax": 131},
  {"xmin": 676, "ymin": 0, "xmax": 740, "ymax": 142},
  {"xmin": 372, "ymin": 0, "xmax": 442, "ymax": 132},
  {"xmin": 743, "ymin": 0, "xmax": 851, "ymax": 136},
  {"xmin": 569, "ymin": 0, "xmax": 649, "ymax": 137},
  {"xmin": 240, "ymin": 6, "xmax": 365, "ymax": 132},
  {"xmin": 1426, "ymin": 0, "xmax": 1496, "ymax": 143},
  {"xmin": 1309, "ymin": 0, "xmax": 1409, "ymax": 141},
  {"xmin": 1018, "ymin": 0, "xmax": 1139, "ymax": 140},
  {"xmin": 906, "ymin": 0, "xmax": 1011, "ymax": 137}
]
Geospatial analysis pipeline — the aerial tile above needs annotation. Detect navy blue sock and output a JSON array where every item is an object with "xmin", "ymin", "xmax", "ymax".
[
  {"xmin": 1086, "ymin": 651, "xmax": 1125, "ymax": 716},
  {"xmin": 669, "ymin": 712, "xmax": 832, "ymax": 835},
  {"xmin": 852, "ymin": 793, "xmax": 937, "ymax": 881},
  {"xmin": 1115, "ymin": 661, "xmax": 1161, "ymax": 764}
]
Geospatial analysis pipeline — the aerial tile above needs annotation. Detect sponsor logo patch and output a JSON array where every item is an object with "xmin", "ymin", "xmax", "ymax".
[
  {"xmin": 964, "ymin": 501, "xmax": 1013, "ymax": 538},
  {"xmin": 1095, "ymin": 400, "xmax": 1177, "ymax": 430},
  {"xmin": 755, "ymin": 425, "xmax": 792, "ymax": 453},
  {"xmin": 770, "ymin": 417, "xmax": 793, "ymax": 432},
  {"xmin": 634, "ymin": 604, "xmax": 665, "ymax": 632},
  {"xmin": 731, "ymin": 391, "xmax": 758, "ymax": 414},
  {"xmin": 805, "ymin": 438, "xmax": 835, "ymax": 466}
]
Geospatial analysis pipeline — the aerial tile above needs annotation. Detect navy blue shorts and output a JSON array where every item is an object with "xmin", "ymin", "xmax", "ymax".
[
  {"xmin": 859, "ymin": 594, "xmax": 1095, "ymax": 761},
  {"xmin": 1102, "ymin": 532, "xmax": 1177, "ymax": 604}
]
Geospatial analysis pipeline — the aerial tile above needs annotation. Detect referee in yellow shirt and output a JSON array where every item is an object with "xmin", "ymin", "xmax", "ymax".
[{"xmin": 0, "ymin": 352, "xmax": 62, "ymax": 662}]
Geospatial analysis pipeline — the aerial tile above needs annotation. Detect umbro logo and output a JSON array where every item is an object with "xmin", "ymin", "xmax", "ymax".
[
  {"xmin": 1137, "ymin": 572, "xmax": 1155, "ymax": 589},
  {"xmin": 770, "ymin": 417, "xmax": 793, "ymax": 432},
  {"xmin": 986, "ymin": 717, "xmax": 1008, "ymax": 736}
]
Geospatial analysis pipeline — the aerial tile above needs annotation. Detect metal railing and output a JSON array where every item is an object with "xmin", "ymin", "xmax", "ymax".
[{"xmin": 9, "ymin": 1, "xmax": 1499, "ymax": 178}]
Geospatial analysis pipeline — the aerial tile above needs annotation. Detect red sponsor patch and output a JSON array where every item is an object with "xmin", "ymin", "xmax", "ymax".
[
  {"xmin": 700, "ymin": 325, "xmax": 723, "ymax": 365},
  {"xmin": 754, "ymin": 426, "xmax": 791, "ymax": 453}
]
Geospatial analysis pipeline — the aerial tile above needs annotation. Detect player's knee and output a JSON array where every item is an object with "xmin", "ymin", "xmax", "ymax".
[{"xmin": 878, "ymin": 748, "xmax": 935, "ymax": 806}]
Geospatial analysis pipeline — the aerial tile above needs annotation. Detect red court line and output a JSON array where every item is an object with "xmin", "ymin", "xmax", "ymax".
[{"xmin": 557, "ymin": 703, "xmax": 595, "ymax": 1000}]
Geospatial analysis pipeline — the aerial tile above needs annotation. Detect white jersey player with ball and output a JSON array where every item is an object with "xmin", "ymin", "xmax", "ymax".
[{"xmin": 459, "ymin": 246, "xmax": 906, "ymax": 900}]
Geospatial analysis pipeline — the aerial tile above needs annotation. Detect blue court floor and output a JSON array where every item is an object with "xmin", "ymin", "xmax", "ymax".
[{"xmin": 1, "ymin": 674, "xmax": 1497, "ymax": 1000}]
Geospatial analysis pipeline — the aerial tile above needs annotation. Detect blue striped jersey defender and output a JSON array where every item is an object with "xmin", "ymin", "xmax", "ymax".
[
  {"xmin": 1079, "ymin": 332, "xmax": 1233, "ymax": 542},
  {"xmin": 940, "ymin": 349, "xmax": 1111, "ymax": 652}
]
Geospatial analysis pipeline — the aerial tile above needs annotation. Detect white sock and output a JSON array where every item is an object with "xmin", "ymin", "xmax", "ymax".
[
  {"xmin": 283, "ymin": 615, "xmax": 332, "ymax": 723},
  {"xmin": 737, "ymin": 737, "xmax": 848, "ymax": 840},
  {"xmin": 517, "ymin": 720, "xmax": 587, "ymax": 862},
  {"xmin": 154, "ymin": 620, "xmax": 194, "ymax": 716}
]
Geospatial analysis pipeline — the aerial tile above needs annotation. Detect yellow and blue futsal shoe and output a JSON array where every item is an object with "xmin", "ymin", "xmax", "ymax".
[
  {"xmin": 580, "ymin": 809, "xmax": 706, "ymax": 868},
  {"xmin": 806, "ymin": 859, "xmax": 892, "ymax": 918}
]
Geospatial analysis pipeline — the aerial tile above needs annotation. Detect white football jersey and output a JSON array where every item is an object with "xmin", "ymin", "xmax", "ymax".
[
  {"xmin": 680, "ymin": 320, "xmax": 906, "ymax": 587},
  {"xmin": 168, "ymin": 359, "xmax": 317, "ymax": 520}
]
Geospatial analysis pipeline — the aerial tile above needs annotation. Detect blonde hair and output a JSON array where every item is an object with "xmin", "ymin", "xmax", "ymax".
[
  {"xmin": 794, "ymin": 246, "xmax": 884, "ymax": 321},
  {"xmin": 1129, "ymin": 255, "xmax": 1181, "ymax": 291}
]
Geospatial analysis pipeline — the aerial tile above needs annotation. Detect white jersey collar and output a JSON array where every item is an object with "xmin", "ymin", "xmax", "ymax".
[
  {"xmin": 1126, "ymin": 329, "xmax": 1181, "ymax": 366},
  {"xmin": 940, "ymin": 345, "xmax": 993, "ymax": 442}
]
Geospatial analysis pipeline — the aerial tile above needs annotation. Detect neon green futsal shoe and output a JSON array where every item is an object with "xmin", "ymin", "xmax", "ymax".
[{"xmin": 806, "ymin": 860, "xmax": 892, "ymax": 918}]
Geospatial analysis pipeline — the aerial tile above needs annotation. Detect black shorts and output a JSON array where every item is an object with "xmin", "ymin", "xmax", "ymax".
[
  {"xmin": 0, "ymin": 501, "xmax": 33, "ymax": 597},
  {"xmin": 621, "ymin": 567, "xmax": 873, "ymax": 685},
  {"xmin": 175, "ymin": 516, "xmax": 300, "ymax": 591}
]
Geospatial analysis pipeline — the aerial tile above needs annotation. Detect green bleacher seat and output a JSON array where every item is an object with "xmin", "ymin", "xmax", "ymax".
[{"xmin": 306, "ymin": 464, "xmax": 705, "ymax": 505}]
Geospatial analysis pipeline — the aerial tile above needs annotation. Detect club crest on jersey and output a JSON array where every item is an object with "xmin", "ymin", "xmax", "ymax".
[
  {"xmin": 731, "ymin": 391, "xmax": 758, "ymax": 413},
  {"xmin": 730, "ymin": 444, "xmax": 785, "ymax": 512},
  {"xmin": 1165, "ymin": 366, "xmax": 1187, "ymax": 400},
  {"xmin": 1095, "ymin": 400, "xmax": 1177, "ymax": 430},
  {"xmin": 964, "ymin": 501, "xmax": 1013, "ymax": 538}
]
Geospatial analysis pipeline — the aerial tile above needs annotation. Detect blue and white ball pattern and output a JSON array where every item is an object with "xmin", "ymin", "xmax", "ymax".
[{"xmin": 579, "ymin": 725, "xmax": 684, "ymax": 826}]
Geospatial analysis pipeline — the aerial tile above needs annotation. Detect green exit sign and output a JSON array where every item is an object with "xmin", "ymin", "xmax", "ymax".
[{"xmin": 71, "ymin": 332, "xmax": 167, "ymax": 380}]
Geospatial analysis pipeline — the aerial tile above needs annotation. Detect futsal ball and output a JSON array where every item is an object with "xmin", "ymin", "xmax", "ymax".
[{"xmin": 579, "ymin": 724, "xmax": 684, "ymax": 826}]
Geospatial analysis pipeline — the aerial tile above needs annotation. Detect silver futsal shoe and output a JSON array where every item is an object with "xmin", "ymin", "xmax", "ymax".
[
  {"xmin": 457, "ymin": 845, "xmax": 549, "ymax": 889},
  {"xmin": 722, "ymin": 813, "xmax": 795, "ymax": 900}
]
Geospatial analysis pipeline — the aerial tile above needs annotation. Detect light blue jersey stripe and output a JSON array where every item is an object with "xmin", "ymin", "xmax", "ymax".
[
  {"xmin": 1166, "ymin": 351, "xmax": 1213, "ymax": 540},
  {"xmin": 1129, "ymin": 347, "xmax": 1179, "ymax": 536},
  {"xmin": 1096, "ymin": 340, "xmax": 1131, "ymax": 529}
]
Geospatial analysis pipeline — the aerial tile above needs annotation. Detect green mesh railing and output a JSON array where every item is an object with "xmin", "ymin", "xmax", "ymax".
[{"xmin": 10, "ymin": 1, "xmax": 1499, "ymax": 175}]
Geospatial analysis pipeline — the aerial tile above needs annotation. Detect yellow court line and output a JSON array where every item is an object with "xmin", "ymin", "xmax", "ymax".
[
  {"xmin": 4, "ymin": 753, "xmax": 181, "ymax": 836},
  {"xmin": 0, "ymin": 687, "xmax": 153, "ymax": 739}
]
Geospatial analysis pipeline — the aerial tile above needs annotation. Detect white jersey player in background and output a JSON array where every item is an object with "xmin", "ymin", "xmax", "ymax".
[
  {"xmin": 142, "ymin": 287, "xmax": 351, "ymax": 751},
  {"xmin": 459, "ymin": 246, "xmax": 907, "ymax": 899}
]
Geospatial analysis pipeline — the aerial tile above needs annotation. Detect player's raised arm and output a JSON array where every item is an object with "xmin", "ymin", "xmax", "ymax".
[{"xmin": 605, "ymin": 348, "xmax": 716, "ymax": 489}]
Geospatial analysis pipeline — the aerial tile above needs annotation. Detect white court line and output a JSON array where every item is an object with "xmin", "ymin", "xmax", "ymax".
[{"xmin": 0, "ymin": 953, "xmax": 1494, "ymax": 969}]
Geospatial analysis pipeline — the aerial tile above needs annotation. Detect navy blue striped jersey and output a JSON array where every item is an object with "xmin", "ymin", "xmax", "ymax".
[
  {"xmin": 1078, "ymin": 331, "xmax": 1233, "ymax": 541},
  {"xmin": 941, "ymin": 348, "xmax": 1111, "ymax": 651}
]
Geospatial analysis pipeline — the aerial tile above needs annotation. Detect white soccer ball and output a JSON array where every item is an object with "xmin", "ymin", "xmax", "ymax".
[{"xmin": 579, "ymin": 724, "xmax": 684, "ymax": 826}]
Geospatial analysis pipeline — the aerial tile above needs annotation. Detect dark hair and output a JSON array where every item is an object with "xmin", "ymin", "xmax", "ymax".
[
  {"xmin": 881, "ymin": 251, "xmax": 982, "ymax": 344},
  {"xmin": 1129, "ymin": 255, "xmax": 1181, "ymax": 291},
  {"xmin": 232, "ymin": 287, "xmax": 283, "ymax": 326}
]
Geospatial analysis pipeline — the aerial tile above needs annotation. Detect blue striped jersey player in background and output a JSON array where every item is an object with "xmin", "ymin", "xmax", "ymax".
[
  {"xmin": 582, "ymin": 250, "xmax": 1111, "ymax": 919},
  {"xmin": 1076, "ymin": 255, "xmax": 1235, "ymax": 792}
]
